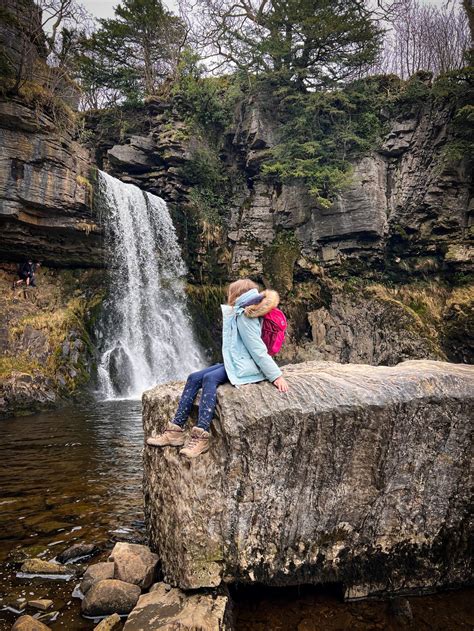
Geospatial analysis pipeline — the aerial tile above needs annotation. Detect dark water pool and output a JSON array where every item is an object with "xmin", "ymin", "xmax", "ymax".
[
  {"xmin": 0, "ymin": 400, "xmax": 144, "ymax": 630},
  {"xmin": 0, "ymin": 401, "xmax": 472, "ymax": 630}
]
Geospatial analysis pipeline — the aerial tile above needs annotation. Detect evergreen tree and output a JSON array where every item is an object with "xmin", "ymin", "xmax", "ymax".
[
  {"xmin": 79, "ymin": 0, "xmax": 185, "ymax": 104},
  {"xmin": 184, "ymin": 0, "xmax": 382, "ymax": 89}
]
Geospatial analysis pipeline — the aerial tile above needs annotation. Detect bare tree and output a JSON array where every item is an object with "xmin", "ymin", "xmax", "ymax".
[{"xmin": 370, "ymin": 0, "xmax": 470, "ymax": 78}]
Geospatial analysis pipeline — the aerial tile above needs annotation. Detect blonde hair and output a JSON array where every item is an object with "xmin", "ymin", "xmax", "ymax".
[{"xmin": 227, "ymin": 278, "xmax": 259, "ymax": 306}]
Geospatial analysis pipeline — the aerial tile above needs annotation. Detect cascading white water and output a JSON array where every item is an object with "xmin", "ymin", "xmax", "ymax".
[{"xmin": 96, "ymin": 170, "xmax": 204, "ymax": 400}]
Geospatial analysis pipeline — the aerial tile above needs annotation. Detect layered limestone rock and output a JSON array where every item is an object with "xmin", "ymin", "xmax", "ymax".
[
  {"xmin": 228, "ymin": 97, "xmax": 471, "ymax": 278},
  {"xmin": 0, "ymin": 99, "xmax": 103, "ymax": 267},
  {"xmin": 0, "ymin": 0, "xmax": 102, "ymax": 267},
  {"xmin": 98, "ymin": 99, "xmax": 192, "ymax": 205},
  {"xmin": 143, "ymin": 360, "xmax": 473, "ymax": 598},
  {"xmin": 92, "ymin": 89, "xmax": 472, "ymax": 284}
]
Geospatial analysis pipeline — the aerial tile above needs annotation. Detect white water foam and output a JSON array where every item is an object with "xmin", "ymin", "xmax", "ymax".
[{"xmin": 96, "ymin": 171, "xmax": 204, "ymax": 400}]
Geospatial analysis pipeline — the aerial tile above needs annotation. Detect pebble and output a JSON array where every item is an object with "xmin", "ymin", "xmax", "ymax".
[{"xmin": 20, "ymin": 559, "xmax": 70, "ymax": 575}]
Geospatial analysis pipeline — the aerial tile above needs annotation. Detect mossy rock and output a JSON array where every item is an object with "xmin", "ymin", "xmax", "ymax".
[{"xmin": 263, "ymin": 232, "xmax": 300, "ymax": 294}]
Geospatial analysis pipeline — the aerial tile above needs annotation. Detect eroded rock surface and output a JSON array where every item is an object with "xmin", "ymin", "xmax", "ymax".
[
  {"xmin": 81, "ymin": 562, "xmax": 115, "ymax": 594},
  {"xmin": 11, "ymin": 615, "xmax": 51, "ymax": 631},
  {"xmin": 0, "ymin": 1, "xmax": 103, "ymax": 267},
  {"xmin": 123, "ymin": 582, "xmax": 232, "ymax": 631},
  {"xmin": 143, "ymin": 360, "xmax": 473, "ymax": 598}
]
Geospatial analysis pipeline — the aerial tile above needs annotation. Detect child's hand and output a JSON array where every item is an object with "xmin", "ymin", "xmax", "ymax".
[{"xmin": 273, "ymin": 376, "xmax": 289, "ymax": 392}]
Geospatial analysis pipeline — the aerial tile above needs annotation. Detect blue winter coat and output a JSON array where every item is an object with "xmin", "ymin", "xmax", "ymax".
[{"xmin": 221, "ymin": 288, "xmax": 282, "ymax": 386}]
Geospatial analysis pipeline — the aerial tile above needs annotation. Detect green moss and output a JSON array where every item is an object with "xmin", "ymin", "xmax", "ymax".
[
  {"xmin": 76, "ymin": 174, "xmax": 93, "ymax": 192},
  {"xmin": 260, "ymin": 74, "xmax": 400, "ymax": 206},
  {"xmin": 0, "ymin": 355, "xmax": 40, "ymax": 379},
  {"xmin": 263, "ymin": 232, "xmax": 300, "ymax": 294},
  {"xmin": 4, "ymin": 270, "xmax": 104, "ymax": 395}
]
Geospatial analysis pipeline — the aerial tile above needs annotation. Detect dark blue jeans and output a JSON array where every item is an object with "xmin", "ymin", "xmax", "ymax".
[{"xmin": 173, "ymin": 363, "xmax": 229, "ymax": 432}]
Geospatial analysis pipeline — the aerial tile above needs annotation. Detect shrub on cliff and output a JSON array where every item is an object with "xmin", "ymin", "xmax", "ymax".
[
  {"xmin": 259, "ymin": 69, "xmax": 473, "ymax": 206},
  {"xmin": 260, "ymin": 75, "xmax": 399, "ymax": 206}
]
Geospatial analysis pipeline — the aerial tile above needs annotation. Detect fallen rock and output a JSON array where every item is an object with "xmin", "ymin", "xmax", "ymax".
[
  {"xmin": 57, "ymin": 543, "xmax": 100, "ymax": 564},
  {"xmin": 11, "ymin": 615, "xmax": 51, "ymax": 630},
  {"xmin": 81, "ymin": 579, "xmax": 140, "ymax": 617},
  {"xmin": 94, "ymin": 613, "xmax": 122, "ymax": 631},
  {"xmin": 81, "ymin": 562, "xmax": 115, "ymax": 594},
  {"xmin": 27, "ymin": 599, "xmax": 53, "ymax": 611},
  {"xmin": 20, "ymin": 559, "xmax": 75, "ymax": 577},
  {"xmin": 143, "ymin": 360, "xmax": 473, "ymax": 597},
  {"xmin": 123, "ymin": 582, "xmax": 232, "ymax": 631},
  {"xmin": 109, "ymin": 542, "xmax": 158, "ymax": 589}
]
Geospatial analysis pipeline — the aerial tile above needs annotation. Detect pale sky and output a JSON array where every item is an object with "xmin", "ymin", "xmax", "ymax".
[
  {"xmin": 81, "ymin": 0, "xmax": 448, "ymax": 22},
  {"xmin": 81, "ymin": 0, "xmax": 179, "ymax": 20}
]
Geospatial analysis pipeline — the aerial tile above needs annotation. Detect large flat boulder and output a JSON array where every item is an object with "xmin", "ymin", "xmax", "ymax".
[{"xmin": 143, "ymin": 360, "xmax": 473, "ymax": 598}]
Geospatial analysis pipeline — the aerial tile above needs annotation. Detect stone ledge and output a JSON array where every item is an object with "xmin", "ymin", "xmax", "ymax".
[{"xmin": 143, "ymin": 360, "xmax": 473, "ymax": 597}]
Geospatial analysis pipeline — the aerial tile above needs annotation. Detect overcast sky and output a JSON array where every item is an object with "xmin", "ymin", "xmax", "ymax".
[
  {"xmin": 81, "ymin": 0, "xmax": 446, "ymax": 21},
  {"xmin": 81, "ymin": 0, "xmax": 179, "ymax": 20}
]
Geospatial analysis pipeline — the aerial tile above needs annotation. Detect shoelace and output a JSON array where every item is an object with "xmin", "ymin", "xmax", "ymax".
[{"xmin": 186, "ymin": 434, "xmax": 201, "ymax": 448}]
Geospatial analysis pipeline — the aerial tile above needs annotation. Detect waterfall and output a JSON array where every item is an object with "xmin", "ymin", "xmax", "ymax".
[{"xmin": 96, "ymin": 170, "xmax": 204, "ymax": 400}]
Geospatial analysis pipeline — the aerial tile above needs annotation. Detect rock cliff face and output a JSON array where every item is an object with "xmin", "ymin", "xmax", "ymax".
[
  {"xmin": 90, "ymin": 88, "xmax": 472, "ymax": 365},
  {"xmin": 143, "ymin": 360, "xmax": 473, "ymax": 598},
  {"xmin": 228, "ymin": 97, "xmax": 472, "ymax": 280},
  {"xmin": 0, "ymin": 99, "xmax": 103, "ymax": 267},
  {"xmin": 95, "ymin": 93, "xmax": 472, "ymax": 283},
  {"xmin": 0, "ymin": 0, "xmax": 103, "ymax": 268}
]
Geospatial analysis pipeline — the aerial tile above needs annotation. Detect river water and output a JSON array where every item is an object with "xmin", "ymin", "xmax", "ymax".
[
  {"xmin": 0, "ymin": 400, "xmax": 144, "ymax": 630},
  {"xmin": 0, "ymin": 402, "xmax": 473, "ymax": 630}
]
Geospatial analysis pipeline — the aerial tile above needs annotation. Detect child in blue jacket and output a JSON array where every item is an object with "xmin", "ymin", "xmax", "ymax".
[{"xmin": 147, "ymin": 278, "xmax": 289, "ymax": 458}]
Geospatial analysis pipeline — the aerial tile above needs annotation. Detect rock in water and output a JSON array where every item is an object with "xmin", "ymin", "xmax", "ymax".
[
  {"xmin": 81, "ymin": 579, "xmax": 140, "ymax": 617},
  {"xmin": 57, "ymin": 543, "xmax": 100, "ymax": 564},
  {"xmin": 123, "ymin": 582, "xmax": 232, "ymax": 631},
  {"xmin": 81, "ymin": 562, "xmax": 115, "ymax": 594},
  {"xmin": 11, "ymin": 615, "xmax": 51, "ymax": 630},
  {"xmin": 19, "ymin": 559, "xmax": 75, "ymax": 577},
  {"xmin": 108, "ymin": 542, "xmax": 159, "ymax": 589},
  {"xmin": 27, "ymin": 599, "xmax": 53, "ymax": 611},
  {"xmin": 143, "ymin": 360, "xmax": 473, "ymax": 596}
]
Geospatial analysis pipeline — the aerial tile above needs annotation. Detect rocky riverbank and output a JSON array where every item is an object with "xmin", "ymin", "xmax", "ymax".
[
  {"xmin": 1, "ymin": 398, "xmax": 473, "ymax": 630},
  {"xmin": 0, "ymin": 265, "xmax": 104, "ymax": 418}
]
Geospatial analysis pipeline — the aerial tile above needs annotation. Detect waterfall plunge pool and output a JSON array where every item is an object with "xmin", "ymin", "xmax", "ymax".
[{"xmin": 0, "ymin": 402, "xmax": 473, "ymax": 630}]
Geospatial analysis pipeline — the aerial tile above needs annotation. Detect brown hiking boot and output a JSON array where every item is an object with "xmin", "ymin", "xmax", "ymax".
[
  {"xmin": 179, "ymin": 427, "xmax": 210, "ymax": 459},
  {"xmin": 147, "ymin": 422, "xmax": 185, "ymax": 447}
]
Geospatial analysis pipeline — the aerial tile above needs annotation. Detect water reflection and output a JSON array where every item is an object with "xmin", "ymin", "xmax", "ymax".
[{"xmin": 0, "ymin": 400, "xmax": 144, "ymax": 562}]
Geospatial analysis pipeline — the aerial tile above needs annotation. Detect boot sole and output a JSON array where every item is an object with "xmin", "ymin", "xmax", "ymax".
[
  {"xmin": 179, "ymin": 446, "xmax": 209, "ymax": 459},
  {"xmin": 147, "ymin": 438, "xmax": 186, "ymax": 447}
]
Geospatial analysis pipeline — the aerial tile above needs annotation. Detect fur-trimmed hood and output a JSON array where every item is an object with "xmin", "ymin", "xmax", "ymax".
[{"xmin": 243, "ymin": 290, "xmax": 280, "ymax": 318}]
